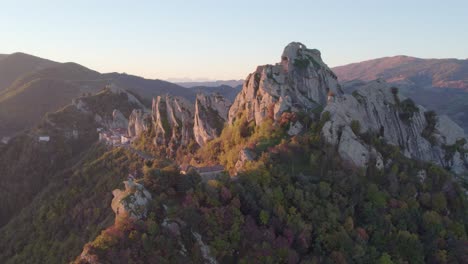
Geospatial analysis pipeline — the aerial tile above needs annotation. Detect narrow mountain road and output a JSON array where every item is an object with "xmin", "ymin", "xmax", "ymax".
[{"xmin": 121, "ymin": 144, "xmax": 155, "ymax": 160}]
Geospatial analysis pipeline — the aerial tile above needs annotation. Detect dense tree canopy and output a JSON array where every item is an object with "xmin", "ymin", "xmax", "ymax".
[{"xmin": 74, "ymin": 114, "xmax": 467, "ymax": 263}]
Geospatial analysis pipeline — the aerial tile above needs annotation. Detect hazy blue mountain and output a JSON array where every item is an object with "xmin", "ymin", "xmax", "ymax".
[{"xmin": 176, "ymin": 79, "xmax": 244, "ymax": 88}]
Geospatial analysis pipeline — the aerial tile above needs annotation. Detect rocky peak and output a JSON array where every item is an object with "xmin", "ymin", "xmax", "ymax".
[
  {"xmin": 193, "ymin": 93, "xmax": 230, "ymax": 146},
  {"xmin": 280, "ymin": 42, "xmax": 321, "ymax": 72},
  {"xmin": 150, "ymin": 93, "xmax": 233, "ymax": 151},
  {"xmin": 152, "ymin": 95, "xmax": 194, "ymax": 153},
  {"xmin": 128, "ymin": 109, "xmax": 151, "ymax": 138},
  {"xmin": 229, "ymin": 42, "xmax": 342, "ymax": 126}
]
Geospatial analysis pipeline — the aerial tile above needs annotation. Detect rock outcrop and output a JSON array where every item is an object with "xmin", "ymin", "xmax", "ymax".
[
  {"xmin": 234, "ymin": 148, "xmax": 257, "ymax": 173},
  {"xmin": 128, "ymin": 109, "xmax": 151, "ymax": 138},
  {"xmin": 111, "ymin": 180, "xmax": 152, "ymax": 220},
  {"xmin": 322, "ymin": 79, "xmax": 468, "ymax": 173},
  {"xmin": 229, "ymin": 42, "xmax": 342, "ymax": 126},
  {"xmin": 193, "ymin": 93, "xmax": 230, "ymax": 146},
  {"xmin": 150, "ymin": 93, "xmax": 233, "ymax": 151},
  {"xmin": 336, "ymin": 126, "xmax": 384, "ymax": 169},
  {"xmin": 152, "ymin": 95, "xmax": 195, "ymax": 154},
  {"xmin": 225, "ymin": 42, "xmax": 468, "ymax": 173},
  {"xmin": 111, "ymin": 109, "xmax": 128, "ymax": 128}
]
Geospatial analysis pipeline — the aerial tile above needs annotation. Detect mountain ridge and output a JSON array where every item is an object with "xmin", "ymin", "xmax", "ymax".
[
  {"xmin": 0, "ymin": 52, "xmax": 58, "ymax": 91},
  {"xmin": 0, "ymin": 53, "xmax": 241, "ymax": 138},
  {"xmin": 333, "ymin": 55, "xmax": 468, "ymax": 132},
  {"xmin": 0, "ymin": 45, "xmax": 467, "ymax": 263},
  {"xmin": 333, "ymin": 55, "xmax": 468, "ymax": 90},
  {"xmin": 176, "ymin": 80, "xmax": 244, "ymax": 88}
]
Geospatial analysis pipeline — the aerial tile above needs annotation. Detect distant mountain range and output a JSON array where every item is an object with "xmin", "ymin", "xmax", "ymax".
[
  {"xmin": 333, "ymin": 56, "xmax": 468, "ymax": 131},
  {"xmin": 0, "ymin": 44, "xmax": 467, "ymax": 264},
  {"xmin": 2, "ymin": 52, "xmax": 468, "ymax": 138},
  {"xmin": 0, "ymin": 53, "xmax": 243, "ymax": 138},
  {"xmin": 333, "ymin": 55, "xmax": 468, "ymax": 90},
  {"xmin": 176, "ymin": 79, "xmax": 244, "ymax": 88},
  {"xmin": 190, "ymin": 84, "xmax": 242, "ymax": 101}
]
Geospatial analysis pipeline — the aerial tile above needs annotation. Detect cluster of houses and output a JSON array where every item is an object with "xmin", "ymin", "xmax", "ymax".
[{"xmin": 98, "ymin": 127, "xmax": 133, "ymax": 146}]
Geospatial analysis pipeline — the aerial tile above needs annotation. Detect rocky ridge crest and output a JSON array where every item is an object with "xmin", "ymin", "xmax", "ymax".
[
  {"xmin": 322, "ymin": 79, "xmax": 468, "ymax": 173},
  {"xmin": 228, "ymin": 42, "xmax": 342, "ymax": 126},
  {"xmin": 228, "ymin": 42, "xmax": 468, "ymax": 173},
  {"xmin": 146, "ymin": 93, "xmax": 230, "ymax": 153}
]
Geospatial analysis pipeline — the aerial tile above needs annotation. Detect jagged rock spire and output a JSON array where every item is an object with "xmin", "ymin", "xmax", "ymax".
[
  {"xmin": 193, "ymin": 93, "xmax": 231, "ymax": 146},
  {"xmin": 229, "ymin": 42, "xmax": 342, "ymax": 125}
]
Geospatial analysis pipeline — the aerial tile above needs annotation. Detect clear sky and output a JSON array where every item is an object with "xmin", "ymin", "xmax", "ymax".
[{"xmin": 1, "ymin": 0, "xmax": 467, "ymax": 81}]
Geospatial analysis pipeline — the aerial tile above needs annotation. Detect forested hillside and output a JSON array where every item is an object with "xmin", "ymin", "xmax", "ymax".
[{"xmin": 75, "ymin": 112, "xmax": 468, "ymax": 263}]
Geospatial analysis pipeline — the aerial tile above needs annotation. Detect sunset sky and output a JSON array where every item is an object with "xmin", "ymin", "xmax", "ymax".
[{"xmin": 2, "ymin": 0, "xmax": 467, "ymax": 81}]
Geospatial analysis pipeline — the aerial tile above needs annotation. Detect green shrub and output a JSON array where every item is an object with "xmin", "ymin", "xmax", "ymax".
[
  {"xmin": 398, "ymin": 98, "xmax": 419, "ymax": 122},
  {"xmin": 293, "ymin": 58, "xmax": 310, "ymax": 69},
  {"xmin": 350, "ymin": 120, "xmax": 361, "ymax": 135}
]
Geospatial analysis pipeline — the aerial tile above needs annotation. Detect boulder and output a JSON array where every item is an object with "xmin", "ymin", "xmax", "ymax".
[
  {"xmin": 111, "ymin": 180, "xmax": 152, "ymax": 220},
  {"xmin": 288, "ymin": 121, "xmax": 304, "ymax": 136}
]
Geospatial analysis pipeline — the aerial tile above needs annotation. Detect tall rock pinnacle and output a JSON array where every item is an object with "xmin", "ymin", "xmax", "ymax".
[{"xmin": 229, "ymin": 42, "xmax": 342, "ymax": 125}]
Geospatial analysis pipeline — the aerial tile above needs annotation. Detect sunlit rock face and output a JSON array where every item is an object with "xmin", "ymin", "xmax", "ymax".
[
  {"xmin": 193, "ymin": 93, "xmax": 230, "ymax": 146},
  {"xmin": 228, "ymin": 41, "xmax": 468, "ymax": 173},
  {"xmin": 152, "ymin": 95, "xmax": 194, "ymax": 152},
  {"xmin": 229, "ymin": 42, "xmax": 342, "ymax": 125},
  {"xmin": 322, "ymin": 79, "xmax": 468, "ymax": 173},
  {"xmin": 128, "ymin": 109, "xmax": 150, "ymax": 138},
  {"xmin": 151, "ymin": 93, "xmax": 232, "ymax": 150}
]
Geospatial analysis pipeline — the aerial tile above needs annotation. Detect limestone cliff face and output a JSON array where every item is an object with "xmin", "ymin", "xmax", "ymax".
[
  {"xmin": 111, "ymin": 109, "xmax": 128, "ymax": 129},
  {"xmin": 72, "ymin": 87, "xmax": 145, "ymax": 130},
  {"xmin": 322, "ymin": 79, "xmax": 468, "ymax": 172},
  {"xmin": 229, "ymin": 42, "xmax": 342, "ymax": 126},
  {"xmin": 128, "ymin": 109, "xmax": 150, "ymax": 138},
  {"xmin": 151, "ymin": 93, "xmax": 233, "ymax": 151},
  {"xmin": 193, "ymin": 93, "xmax": 230, "ymax": 146},
  {"xmin": 152, "ymin": 95, "xmax": 194, "ymax": 152}
]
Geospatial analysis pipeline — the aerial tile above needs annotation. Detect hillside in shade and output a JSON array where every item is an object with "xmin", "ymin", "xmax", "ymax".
[
  {"xmin": 0, "ymin": 52, "xmax": 57, "ymax": 91},
  {"xmin": 0, "ymin": 53, "xmax": 241, "ymax": 139}
]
